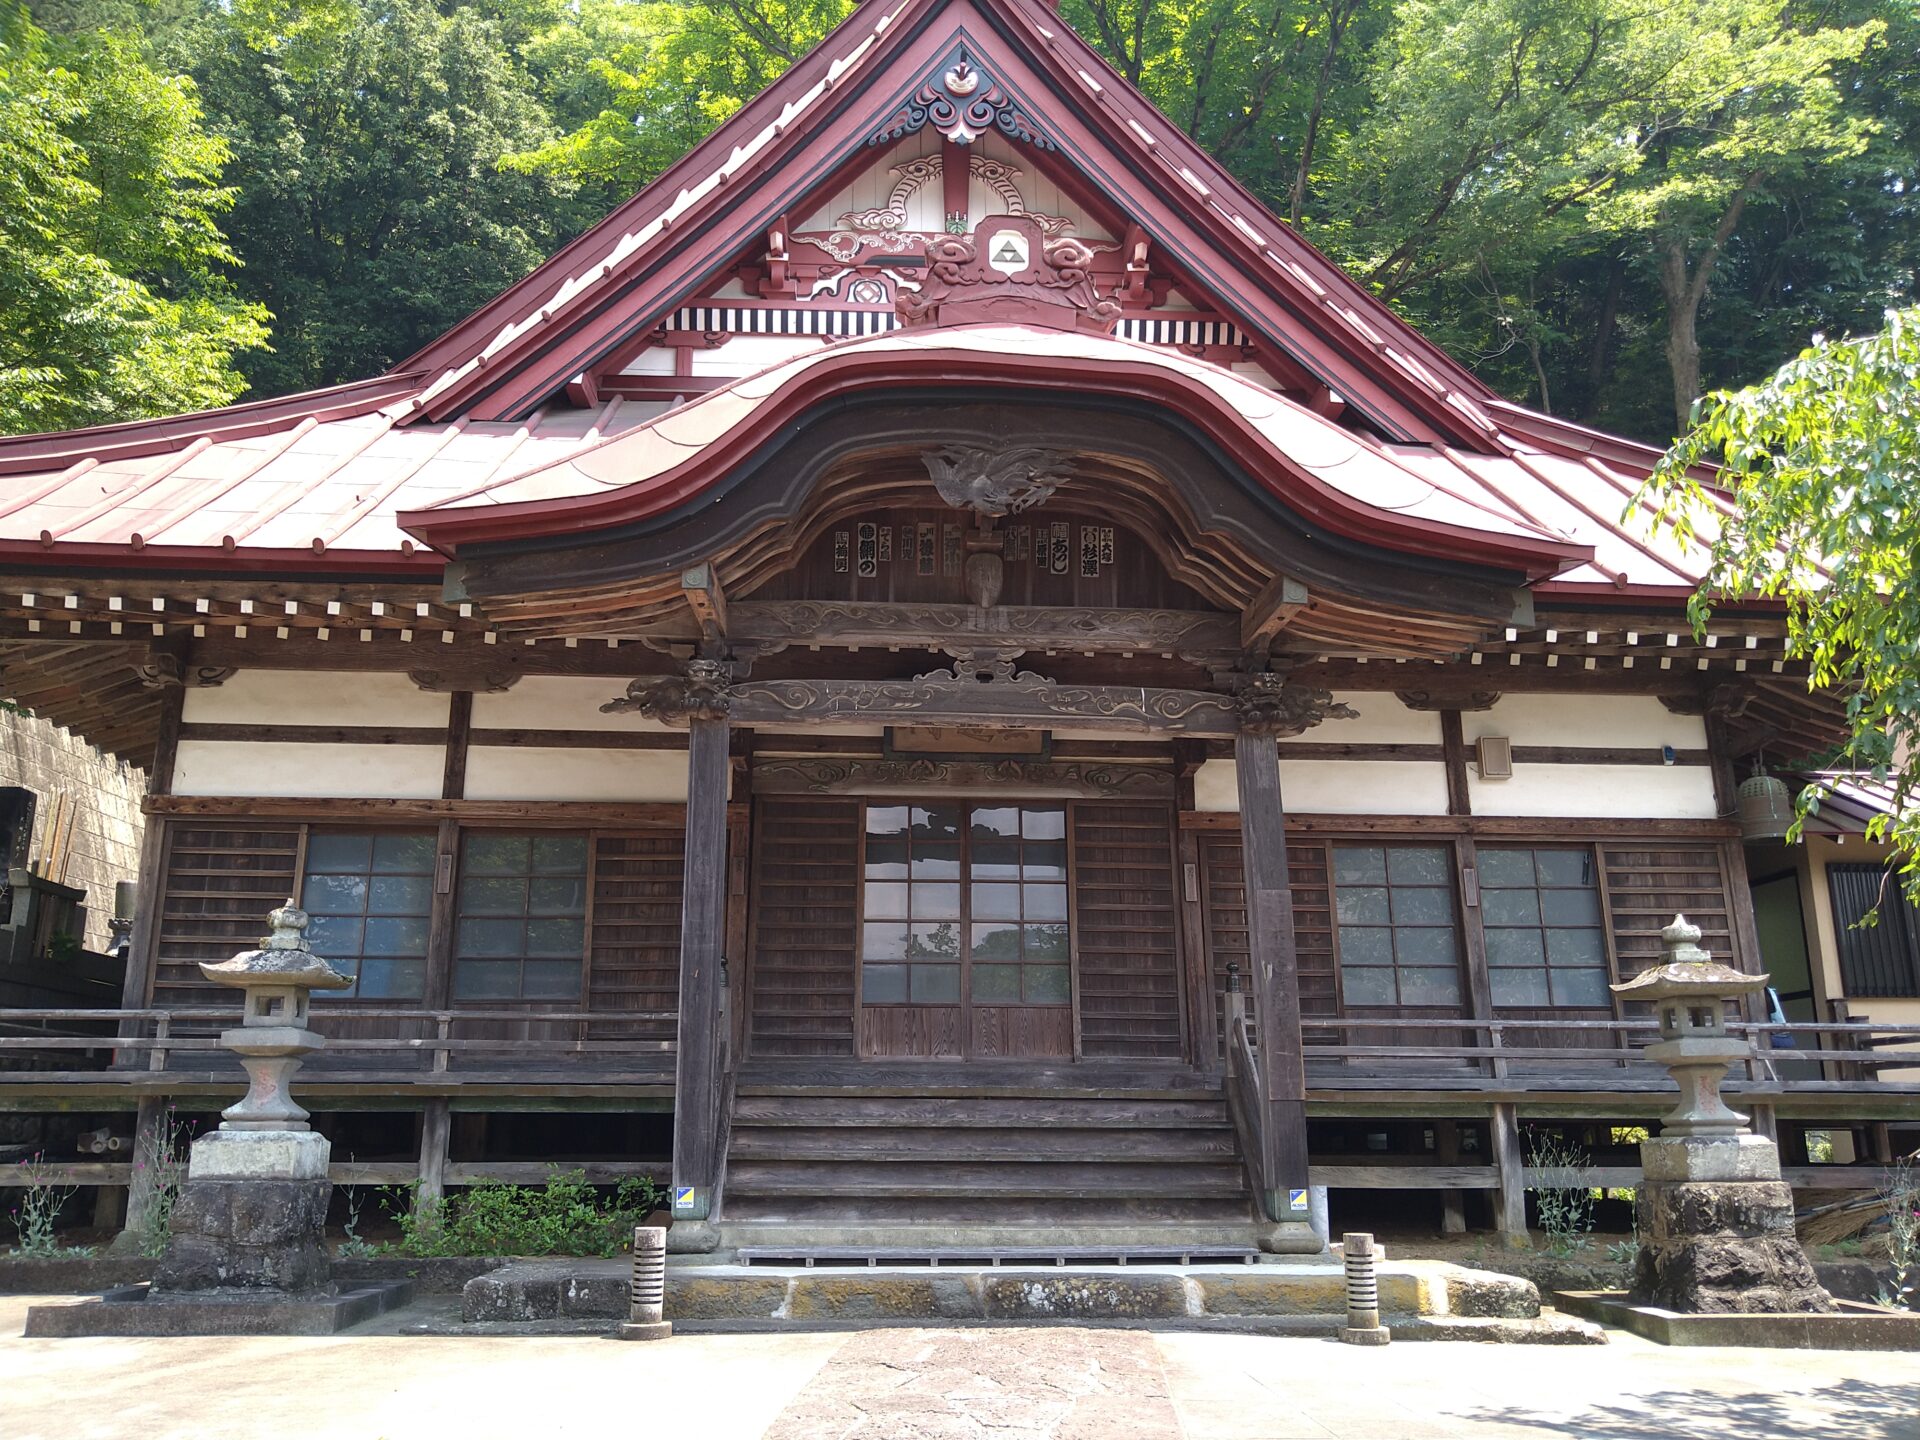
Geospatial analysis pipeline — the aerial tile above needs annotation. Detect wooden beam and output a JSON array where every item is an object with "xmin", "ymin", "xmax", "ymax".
[
  {"xmin": 416, "ymin": 1097, "xmax": 452, "ymax": 1218},
  {"xmin": 1241, "ymin": 575, "xmax": 1309, "ymax": 654},
  {"xmin": 728, "ymin": 670, "xmax": 1239, "ymax": 736},
  {"xmin": 682, "ymin": 563, "xmax": 728, "ymax": 650},
  {"xmin": 728, "ymin": 601, "xmax": 1240, "ymax": 660},
  {"xmin": 671, "ymin": 707, "xmax": 730, "ymax": 1232},
  {"xmin": 1232, "ymin": 727, "xmax": 1311, "ymax": 1208}
]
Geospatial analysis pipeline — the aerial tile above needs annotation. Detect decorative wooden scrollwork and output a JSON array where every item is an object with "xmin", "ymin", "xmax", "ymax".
[
  {"xmin": 751, "ymin": 757, "xmax": 1175, "ymax": 800},
  {"xmin": 1234, "ymin": 672, "xmax": 1359, "ymax": 737},
  {"xmin": 923, "ymin": 443, "xmax": 1074, "ymax": 516},
  {"xmin": 868, "ymin": 48, "xmax": 1055, "ymax": 150},
  {"xmin": 602, "ymin": 658, "xmax": 733, "ymax": 726}
]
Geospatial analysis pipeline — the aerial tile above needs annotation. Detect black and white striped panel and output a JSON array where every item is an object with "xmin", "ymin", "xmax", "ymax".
[
  {"xmin": 666, "ymin": 306, "xmax": 897, "ymax": 337},
  {"xmin": 1115, "ymin": 318, "xmax": 1245, "ymax": 347}
]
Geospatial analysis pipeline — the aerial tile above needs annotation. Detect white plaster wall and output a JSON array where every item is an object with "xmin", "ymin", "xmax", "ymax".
[
  {"xmin": 182, "ymin": 671, "xmax": 450, "ymax": 727},
  {"xmin": 1193, "ymin": 758, "xmax": 1449, "ymax": 815},
  {"xmin": 1465, "ymin": 763, "xmax": 1718, "ymax": 819},
  {"xmin": 1463, "ymin": 693, "xmax": 1707, "ymax": 750},
  {"xmin": 172, "ymin": 741, "xmax": 444, "ymax": 798},
  {"xmin": 462, "ymin": 747, "xmax": 693, "ymax": 803},
  {"xmin": 1281, "ymin": 691, "xmax": 1439, "ymax": 746},
  {"xmin": 688, "ymin": 335, "xmax": 825, "ymax": 376},
  {"xmin": 472, "ymin": 677, "xmax": 678, "ymax": 734}
]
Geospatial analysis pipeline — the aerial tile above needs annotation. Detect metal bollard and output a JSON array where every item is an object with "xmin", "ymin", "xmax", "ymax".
[
  {"xmin": 616, "ymin": 1225, "xmax": 673, "ymax": 1341},
  {"xmin": 1337, "ymin": 1231, "xmax": 1390, "ymax": 1346}
]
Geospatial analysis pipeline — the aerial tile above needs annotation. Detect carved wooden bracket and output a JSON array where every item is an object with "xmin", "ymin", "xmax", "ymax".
[
  {"xmin": 1234, "ymin": 672, "xmax": 1358, "ymax": 737},
  {"xmin": 132, "ymin": 650, "xmax": 233, "ymax": 689},
  {"xmin": 1394, "ymin": 689, "xmax": 1501, "ymax": 712},
  {"xmin": 602, "ymin": 659, "xmax": 734, "ymax": 727},
  {"xmin": 407, "ymin": 668, "xmax": 520, "ymax": 694},
  {"xmin": 1659, "ymin": 683, "xmax": 1753, "ymax": 722},
  {"xmin": 752, "ymin": 756, "xmax": 1174, "ymax": 800}
]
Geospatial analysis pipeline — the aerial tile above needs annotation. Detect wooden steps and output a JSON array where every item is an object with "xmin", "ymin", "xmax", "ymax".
[{"xmin": 720, "ymin": 1084, "xmax": 1260, "ymax": 1236}]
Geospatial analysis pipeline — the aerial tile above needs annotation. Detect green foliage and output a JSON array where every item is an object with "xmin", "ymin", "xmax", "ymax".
[
  {"xmin": 6, "ymin": 1153, "xmax": 96, "ymax": 1258},
  {"xmin": 382, "ymin": 1171, "xmax": 665, "ymax": 1258},
  {"xmin": 1642, "ymin": 307, "xmax": 1920, "ymax": 904},
  {"xmin": 130, "ymin": 1104, "xmax": 192, "ymax": 1259},
  {"xmin": 0, "ymin": 0, "xmax": 266, "ymax": 434},
  {"xmin": 1524, "ymin": 1128, "xmax": 1597, "ymax": 1257},
  {"xmin": 1883, "ymin": 1156, "xmax": 1916, "ymax": 1312}
]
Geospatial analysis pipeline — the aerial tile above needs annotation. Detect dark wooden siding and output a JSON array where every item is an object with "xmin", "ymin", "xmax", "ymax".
[
  {"xmin": 1826, "ymin": 863, "xmax": 1920, "ymax": 998},
  {"xmin": 1071, "ymin": 801, "xmax": 1183, "ymax": 1060},
  {"xmin": 153, "ymin": 822, "xmax": 301, "ymax": 1014},
  {"xmin": 586, "ymin": 831, "xmax": 684, "ymax": 1039},
  {"xmin": 1597, "ymin": 840, "xmax": 1744, "ymax": 973},
  {"xmin": 747, "ymin": 797, "xmax": 860, "ymax": 1058},
  {"xmin": 1197, "ymin": 830, "xmax": 1340, "ymax": 1057}
]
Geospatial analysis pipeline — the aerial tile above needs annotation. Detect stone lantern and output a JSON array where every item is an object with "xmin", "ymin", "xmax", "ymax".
[
  {"xmin": 1609, "ymin": 915, "xmax": 1833, "ymax": 1314},
  {"xmin": 153, "ymin": 902, "xmax": 351, "ymax": 1296}
]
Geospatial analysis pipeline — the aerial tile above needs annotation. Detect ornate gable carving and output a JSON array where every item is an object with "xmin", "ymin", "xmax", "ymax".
[
  {"xmin": 898, "ymin": 215, "xmax": 1120, "ymax": 331},
  {"xmin": 870, "ymin": 49, "xmax": 1054, "ymax": 151}
]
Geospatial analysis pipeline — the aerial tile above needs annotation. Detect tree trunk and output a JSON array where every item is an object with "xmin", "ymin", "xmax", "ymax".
[{"xmin": 1662, "ymin": 243, "xmax": 1702, "ymax": 436}]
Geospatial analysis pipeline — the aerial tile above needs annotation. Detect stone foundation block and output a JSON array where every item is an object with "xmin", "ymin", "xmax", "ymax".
[
  {"xmin": 977, "ymin": 1274, "xmax": 1188, "ymax": 1321},
  {"xmin": 1445, "ymin": 1272, "xmax": 1541, "ymax": 1319},
  {"xmin": 1640, "ymin": 1135, "xmax": 1780, "ymax": 1184},
  {"xmin": 187, "ymin": 1129, "xmax": 330, "ymax": 1182},
  {"xmin": 784, "ymin": 1273, "xmax": 982, "ymax": 1322},
  {"xmin": 1631, "ymin": 1180, "xmax": 1833, "ymax": 1315},
  {"xmin": 154, "ymin": 1178, "xmax": 333, "ymax": 1294}
]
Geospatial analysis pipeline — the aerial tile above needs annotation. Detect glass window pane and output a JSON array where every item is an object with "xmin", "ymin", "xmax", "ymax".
[
  {"xmin": 1399, "ymin": 967, "xmax": 1462, "ymax": 1005},
  {"xmin": 459, "ymin": 875, "xmax": 527, "ymax": 916},
  {"xmin": 1023, "ymin": 924, "xmax": 1069, "ymax": 961},
  {"xmin": 530, "ymin": 876, "xmax": 587, "ymax": 914},
  {"xmin": 866, "ymin": 805, "xmax": 909, "ymax": 838},
  {"xmin": 522, "ymin": 960, "xmax": 581, "ymax": 1000},
  {"xmin": 1021, "ymin": 808, "xmax": 1066, "ymax": 841},
  {"xmin": 862, "ymin": 963, "xmax": 907, "ymax": 1003},
  {"xmin": 862, "ymin": 922, "xmax": 908, "ymax": 960},
  {"xmin": 305, "ymin": 833, "xmax": 371, "ymax": 872},
  {"xmin": 972, "ymin": 842, "xmax": 1021, "ymax": 878},
  {"xmin": 1024, "ymin": 965, "xmax": 1071, "ymax": 1004},
  {"xmin": 1492, "ymin": 968, "xmax": 1552, "ymax": 1005},
  {"xmin": 1339, "ymin": 926, "xmax": 1393, "ymax": 964},
  {"xmin": 1395, "ymin": 926, "xmax": 1458, "ymax": 966},
  {"xmin": 1550, "ymin": 967, "xmax": 1612, "ymax": 1007},
  {"xmin": 1024, "ymin": 885, "xmax": 1068, "ymax": 922},
  {"xmin": 910, "ymin": 845, "xmax": 961, "ymax": 880},
  {"xmin": 971, "ymin": 883, "xmax": 1023, "ymax": 921},
  {"xmin": 1542, "ymin": 889, "xmax": 1601, "ymax": 927},
  {"xmin": 1482, "ymin": 889, "xmax": 1541, "ymax": 926},
  {"xmin": 453, "ymin": 960, "xmax": 518, "ymax": 1000},
  {"xmin": 970, "ymin": 807, "xmax": 1020, "ymax": 839},
  {"xmin": 1477, "ymin": 848, "xmax": 1536, "ymax": 888},
  {"xmin": 368, "ymin": 875, "xmax": 431, "ymax": 916},
  {"xmin": 1534, "ymin": 849, "xmax": 1594, "ymax": 887},
  {"xmin": 1391, "ymin": 887, "xmax": 1454, "ymax": 925},
  {"xmin": 363, "ymin": 917, "xmax": 427, "ymax": 956},
  {"xmin": 971, "ymin": 963, "xmax": 1021, "ymax": 1001},
  {"xmin": 908, "ymin": 922, "xmax": 961, "ymax": 958},
  {"xmin": 457, "ymin": 917, "xmax": 522, "ymax": 958},
  {"xmin": 526, "ymin": 917, "xmax": 585, "ymax": 958},
  {"xmin": 356, "ymin": 957, "xmax": 424, "ymax": 1000},
  {"xmin": 970, "ymin": 922, "xmax": 1022, "ymax": 960},
  {"xmin": 1387, "ymin": 846, "xmax": 1450, "ymax": 885},
  {"xmin": 1336, "ymin": 886, "xmax": 1390, "ymax": 925},
  {"xmin": 371, "ymin": 833, "xmax": 433, "ymax": 873},
  {"xmin": 1342, "ymin": 967, "xmax": 1396, "ymax": 1006},
  {"xmin": 865, "ymin": 881, "xmax": 910, "ymax": 920},
  {"xmin": 910, "ymin": 882, "xmax": 961, "ymax": 920},
  {"xmin": 910, "ymin": 963, "xmax": 960, "ymax": 1003},
  {"xmin": 1333, "ymin": 847, "xmax": 1386, "ymax": 885},
  {"xmin": 463, "ymin": 834, "xmax": 528, "ymax": 875},
  {"xmin": 1022, "ymin": 842, "xmax": 1067, "ymax": 881},
  {"xmin": 306, "ymin": 914, "xmax": 363, "ymax": 957},
  {"xmin": 912, "ymin": 807, "xmax": 961, "ymax": 841},
  {"xmin": 1546, "ymin": 928, "xmax": 1606, "ymax": 967},
  {"xmin": 1486, "ymin": 928, "xmax": 1545, "ymax": 966},
  {"xmin": 304, "ymin": 873, "xmax": 368, "ymax": 916},
  {"xmin": 531, "ymin": 835, "xmax": 587, "ymax": 874},
  {"xmin": 864, "ymin": 839, "xmax": 909, "ymax": 878}
]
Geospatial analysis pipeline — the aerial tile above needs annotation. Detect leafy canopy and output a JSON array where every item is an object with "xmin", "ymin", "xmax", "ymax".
[
  {"xmin": 0, "ymin": 0, "xmax": 266, "ymax": 434},
  {"xmin": 1641, "ymin": 307, "xmax": 1920, "ymax": 898}
]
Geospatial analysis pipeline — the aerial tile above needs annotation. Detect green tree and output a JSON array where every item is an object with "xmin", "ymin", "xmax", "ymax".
[
  {"xmin": 180, "ymin": 0, "xmax": 576, "ymax": 395},
  {"xmin": 1642, "ymin": 308, "xmax": 1920, "ymax": 898},
  {"xmin": 0, "ymin": 0, "xmax": 267, "ymax": 434}
]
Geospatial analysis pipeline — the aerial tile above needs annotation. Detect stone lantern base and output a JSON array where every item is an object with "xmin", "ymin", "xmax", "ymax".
[
  {"xmin": 154, "ymin": 1132, "xmax": 335, "ymax": 1295},
  {"xmin": 1630, "ymin": 1136, "xmax": 1833, "ymax": 1315}
]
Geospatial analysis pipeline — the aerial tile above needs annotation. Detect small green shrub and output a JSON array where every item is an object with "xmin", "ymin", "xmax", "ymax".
[
  {"xmin": 1525, "ymin": 1128, "xmax": 1598, "ymax": 1258},
  {"xmin": 1883, "ymin": 1157, "xmax": 1917, "ymax": 1313},
  {"xmin": 380, "ymin": 1171, "xmax": 664, "ymax": 1258},
  {"xmin": 131, "ymin": 1106, "xmax": 193, "ymax": 1259},
  {"xmin": 6, "ymin": 1153, "xmax": 95, "ymax": 1258}
]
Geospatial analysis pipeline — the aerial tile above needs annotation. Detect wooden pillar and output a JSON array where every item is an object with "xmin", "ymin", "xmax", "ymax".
[
  {"xmin": 417, "ymin": 1098, "xmax": 452, "ymax": 1217},
  {"xmin": 1490, "ymin": 1101, "xmax": 1529, "ymax": 1248},
  {"xmin": 1233, "ymin": 725, "xmax": 1310, "ymax": 1214},
  {"xmin": 672, "ymin": 703, "xmax": 731, "ymax": 1225},
  {"xmin": 1434, "ymin": 1120, "xmax": 1468, "ymax": 1235},
  {"xmin": 112, "ymin": 1094, "xmax": 168, "ymax": 1252}
]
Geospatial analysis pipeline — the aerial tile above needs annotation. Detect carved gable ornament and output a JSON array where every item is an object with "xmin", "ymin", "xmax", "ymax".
[
  {"xmin": 869, "ymin": 49, "xmax": 1055, "ymax": 151},
  {"xmin": 922, "ymin": 443, "xmax": 1073, "ymax": 516},
  {"xmin": 897, "ymin": 215, "xmax": 1121, "ymax": 331}
]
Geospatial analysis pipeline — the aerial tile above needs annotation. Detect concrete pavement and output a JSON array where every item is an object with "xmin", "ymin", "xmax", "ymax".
[{"xmin": 3, "ymin": 1295, "xmax": 1916, "ymax": 1439}]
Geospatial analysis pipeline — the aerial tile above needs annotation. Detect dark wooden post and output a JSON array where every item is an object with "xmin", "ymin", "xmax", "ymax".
[
  {"xmin": 671, "ymin": 664, "xmax": 733, "ymax": 1229},
  {"xmin": 1232, "ymin": 721, "xmax": 1311, "ymax": 1219}
]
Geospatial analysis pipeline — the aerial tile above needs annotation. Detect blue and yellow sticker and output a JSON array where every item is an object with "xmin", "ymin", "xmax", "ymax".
[
  {"xmin": 1288, "ymin": 1188, "xmax": 1309, "ymax": 1212},
  {"xmin": 673, "ymin": 1186, "xmax": 697, "ymax": 1212}
]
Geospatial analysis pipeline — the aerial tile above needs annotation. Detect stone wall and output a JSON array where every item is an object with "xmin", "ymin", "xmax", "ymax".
[{"xmin": 0, "ymin": 707, "xmax": 146, "ymax": 951}]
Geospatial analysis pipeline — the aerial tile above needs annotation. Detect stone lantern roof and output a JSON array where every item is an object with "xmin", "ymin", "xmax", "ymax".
[
  {"xmin": 1609, "ymin": 917, "xmax": 1767, "ymax": 1002},
  {"xmin": 198, "ymin": 902, "xmax": 352, "ymax": 992}
]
